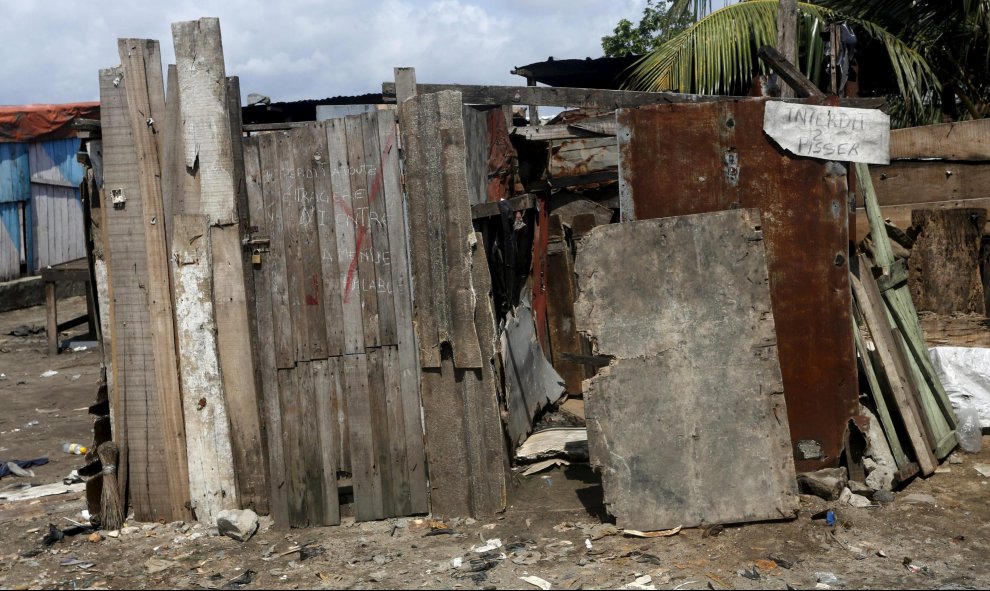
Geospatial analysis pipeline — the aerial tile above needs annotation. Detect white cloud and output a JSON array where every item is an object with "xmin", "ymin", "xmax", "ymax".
[{"xmin": 0, "ymin": 0, "xmax": 647, "ymax": 105}]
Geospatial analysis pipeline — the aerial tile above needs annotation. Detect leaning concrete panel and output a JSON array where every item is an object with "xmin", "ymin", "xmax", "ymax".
[{"xmin": 575, "ymin": 208, "xmax": 799, "ymax": 530}]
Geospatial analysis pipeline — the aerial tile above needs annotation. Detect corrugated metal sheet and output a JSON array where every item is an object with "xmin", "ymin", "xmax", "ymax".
[
  {"xmin": 0, "ymin": 202, "xmax": 22, "ymax": 280},
  {"xmin": 0, "ymin": 143, "xmax": 30, "ymax": 203},
  {"xmin": 617, "ymin": 100, "xmax": 859, "ymax": 473}
]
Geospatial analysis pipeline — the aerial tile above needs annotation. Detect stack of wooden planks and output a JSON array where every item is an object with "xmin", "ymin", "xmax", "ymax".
[{"xmin": 850, "ymin": 162, "xmax": 960, "ymax": 481}]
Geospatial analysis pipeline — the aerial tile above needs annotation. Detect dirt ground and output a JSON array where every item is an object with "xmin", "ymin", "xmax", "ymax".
[{"xmin": 1, "ymin": 299, "xmax": 990, "ymax": 590}]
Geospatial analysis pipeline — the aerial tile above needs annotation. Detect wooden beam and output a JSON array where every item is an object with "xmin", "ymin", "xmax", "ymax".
[
  {"xmin": 172, "ymin": 18, "xmax": 268, "ymax": 514},
  {"xmin": 242, "ymin": 122, "xmax": 312, "ymax": 133},
  {"xmin": 758, "ymin": 45, "xmax": 824, "ymax": 99},
  {"xmin": 777, "ymin": 0, "xmax": 799, "ymax": 99},
  {"xmin": 118, "ymin": 38, "xmax": 192, "ymax": 521},
  {"xmin": 382, "ymin": 82, "xmax": 874, "ymax": 109},
  {"xmin": 470, "ymin": 193, "xmax": 536, "ymax": 219},
  {"xmin": 862, "ymin": 160, "xmax": 990, "ymax": 207},
  {"xmin": 891, "ymin": 119, "xmax": 990, "ymax": 161}
]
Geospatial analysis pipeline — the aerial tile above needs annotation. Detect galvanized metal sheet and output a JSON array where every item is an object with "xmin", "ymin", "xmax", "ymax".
[{"xmin": 617, "ymin": 100, "xmax": 858, "ymax": 472}]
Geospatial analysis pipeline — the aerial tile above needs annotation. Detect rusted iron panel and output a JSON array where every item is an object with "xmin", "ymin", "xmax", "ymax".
[{"xmin": 617, "ymin": 100, "xmax": 858, "ymax": 472}]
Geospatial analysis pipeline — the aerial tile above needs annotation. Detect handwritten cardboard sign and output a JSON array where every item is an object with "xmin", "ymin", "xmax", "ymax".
[{"xmin": 763, "ymin": 101, "xmax": 890, "ymax": 165}]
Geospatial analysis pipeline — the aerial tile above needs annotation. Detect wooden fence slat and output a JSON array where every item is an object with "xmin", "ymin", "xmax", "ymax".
[
  {"xmin": 171, "ymin": 213, "xmax": 239, "ymax": 522},
  {"xmin": 310, "ymin": 122, "xmax": 345, "ymax": 357},
  {"xmin": 360, "ymin": 116, "xmax": 398, "ymax": 346},
  {"xmin": 277, "ymin": 367, "xmax": 305, "ymax": 526},
  {"xmin": 257, "ymin": 132, "xmax": 296, "ymax": 369},
  {"xmin": 243, "ymin": 137, "xmax": 290, "ymax": 527},
  {"xmin": 891, "ymin": 119, "xmax": 990, "ymax": 161},
  {"xmin": 326, "ymin": 120, "xmax": 366, "ymax": 355},
  {"xmin": 275, "ymin": 131, "xmax": 311, "ymax": 362},
  {"xmin": 344, "ymin": 353, "xmax": 384, "ymax": 520},
  {"xmin": 381, "ymin": 346, "xmax": 410, "ymax": 516},
  {"xmin": 118, "ymin": 38, "xmax": 191, "ymax": 521},
  {"xmin": 295, "ymin": 362, "xmax": 326, "ymax": 525},
  {"xmin": 343, "ymin": 116, "xmax": 381, "ymax": 349},
  {"xmin": 312, "ymin": 357, "xmax": 343, "ymax": 525},
  {"xmin": 367, "ymin": 347, "xmax": 395, "ymax": 517},
  {"xmin": 377, "ymin": 112, "xmax": 428, "ymax": 513}
]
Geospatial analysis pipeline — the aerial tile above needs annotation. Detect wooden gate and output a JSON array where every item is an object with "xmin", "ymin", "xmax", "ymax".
[{"xmin": 242, "ymin": 110, "xmax": 428, "ymax": 526}]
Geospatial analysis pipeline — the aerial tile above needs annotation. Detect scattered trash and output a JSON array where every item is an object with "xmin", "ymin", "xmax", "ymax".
[
  {"xmin": 754, "ymin": 559, "xmax": 779, "ymax": 572},
  {"xmin": 702, "ymin": 524, "xmax": 724, "ymax": 538},
  {"xmin": 470, "ymin": 538, "xmax": 502, "ymax": 553},
  {"xmin": 973, "ymin": 464, "xmax": 990, "ymax": 478},
  {"xmin": 224, "ymin": 569, "xmax": 257, "ymax": 588},
  {"xmin": 9, "ymin": 325, "xmax": 44, "ymax": 337},
  {"xmin": 40, "ymin": 370, "xmax": 58, "ymax": 378},
  {"xmin": 902, "ymin": 558, "xmax": 935, "ymax": 577},
  {"xmin": 72, "ymin": 346, "xmax": 89, "ymax": 352},
  {"xmin": 797, "ymin": 468, "xmax": 848, "ymax": 500},
  {"xmin": 144, "ymin": 558, "xmax": 179, "ymax": 574},
  {"xmin": 621, "ymin": 550, "xmax": 663, "ymax": 566},
  {"xmin": 63, "ymin": 443, "xmax": 88, "ymax": 455},
  {"xmin": 59, "ymin": 557, "xmax": 96, "ymax": 569},
  {"xmin": 42, "ymin": 523, "xmax": 64, "ymax": 546},
  {"xmin": 769, "ymin": 555, "xmax": 794, "ymax": 569},
  {"xmin": 511, "ymin": 551, "xmax": 541, "ymax": 565},
  {"xmin": 947, "ymin": 453, "xmax": 964, "ymax": 465},
  {"xmin": 217, "ymin": 508, "xmax": 259, "ymax": 542},
  {"xmin": 521, "ymin": 458, "xmax": 571, "ymax": 476},
  {"xmin": 624, "ymin": 525, "xmax": 682, "ymax": 538},
  {"xmin": 298, "ymin": 544, "xmax": 326, "ymax": 561},
  {"xmin": 88, "ymin": 532, "xmax": 101, "ymax": 543},
  {"xmin": 24, "ymin": 420, "xmax": 39, "ymax": 427},
  {"xmin": 63, "ymin": 470, "xmax": 83, "ymax": 484},
  {"xmin": 955, "ymin": 405, "xmax": 983, "ymax": 453},
  {"xmin": 622, "ymin": 575, "xmax": 656, "ymax": 590},
  {"xmin": 520, "ymin": 575, "xmax": 552, "ymax": 590},
  {"xmin": 586, "ymin": 523, "xmax": 620, "ymax": 540},
  {"xmin": 4, "ymin": 461, "xmax": 34, "ymax": 478},
  {"xmin": 902, "ymin": 493, "xmax": 937, "ymax": 506},
  {"xmin": 738, "ymin": 567, "xmax": 760, "ymax": 581}
]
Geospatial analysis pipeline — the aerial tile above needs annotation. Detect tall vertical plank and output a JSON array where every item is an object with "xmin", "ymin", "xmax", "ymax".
[
  {"xmin": 311, "ymin": 358, "xmax": 342, "ymax": 525},
  {"xmin": 421, "ymin": 353, "xmax": 471, "ymax": 517},
  {"xmin": 257, "ymin": 132, "xmax": 295, "ymax": 369},
  {"xmin": 291, "ymin": 124, "xmax": 329, "ymax": 358},
  {"xmin": 171, "ymin": 213, "xmax": 239, "ymax": 523},
  {"xmin": 360, "ymin": 117, "xmax": 398, "ymax": 346},
  {"xmin": 276, "ymin": 131, "xmax": 312, "ymax": 361},
  {"xmin": 118, "ymin": 39, "xmax": 191, "ymax": 521},
  {"xmin": 172, "ymin": 19, "xmax": 267, "ymax": 511},
  {"xmin": 326, "ymin": 120, "xmax": 365, "ymax": 354},
  {"xmin": 310, "ymin": 122, "xmax": 345, "ymax": 357},
  {"xmin": 171, "ymin": 18, "xmax": 236, "ymax": 224},
  {"xmin": 381, "ymin": 346, "xmax": 410, "ymax": 516},
  {"xmin": 243, "ymin": 137, "xmax": 290, "ymax": 526},
  {"xmin": 277, "ymin": 367, "xmax": 305, "ymax": 526},
  {"xmin": 343, "ymin": 116, "xmax": 381, "ymax": 348},
  {"xmin": 344, "ymin": 352, "xmax": 384, "ymax": 520},
  {"xmin": 161, "ymin": 65, "xmax": 185, "ymax": 235},
  {"xmin": 377, "ymin": 112, "xmax": 428, "ymax": 513},
  {"xmin": 367, "ymin": 347, "xmax": 396, "ymax": 516}
]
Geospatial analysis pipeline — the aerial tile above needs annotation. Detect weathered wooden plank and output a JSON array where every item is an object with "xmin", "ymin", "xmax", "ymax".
[
  {"xmin": 344, "ymin": 116, "xmax": 381, "ymax": 349},
  {"xmin": 436, "ymin": 92, "xmax": 483, "ymax": 369},
  {"xmin": 310, "ymin": 122, "xmax": 345, "ymax": 357},
  {"xmin": 367, "ymin": 347, "xmax": 396, "ymax": 517},
  {"xmin": 864, "ymin": 160, "xmax": 990, "ymax": 207},
  {"xmin": 257, "ymin": 132, "xmax": 296, "ymax": 369},
  {"xmin": 574, "ymin": 209, "xmax": 798, "ymax": 530},
  {"xmin": 470, "ymin": 193, "xmax": 537, "ymax": 219},
  {"xmin": 908, "ymin": 209, "xmax": 987, "ymax": 315},
  {"xmin": 420, "ymin": 353, "xmax": 471, "ymax": 517},
  {"xmin": 545, "ymin": 215, "xmax": 589, "ymax": 395},
  {"xmin": 376, "ymin": 112, "xmax": 428, "ymax": 513},
  {"xmin": 171, "ymin": 213, "xmax": 238, "ymax": 523},
  {"xmin": 851, "ymin": 267, "xmax": 937, "ymax": 475},
  {"xmin": 326, "ymin": 118, "xmax": 366, "ymax": 354},
  {"xmin": 118, "ymin": 39, "xmax": 191, "ymax": 521},
  {"xmin": 277, "ymin": 367, "xmax": 304, "ymax": 526},
  {"xmin": 172, "ymin": 18, "xmax": 237, "ymax": 224},
  {"xmin": 343, "ymin": 352, "xmax": 384, "ymax": 521},
  {"xmin": 918, "ymin": 312, "xmax": 990, "ymax": 347},
  {"xmin": 312, "ymin": 356, "xmax": 343, "ymax": 525},
  {"xmin": 758, "ymin": 45, "xmax": 824, "ymax": 99},
  {"xmin": 397, "ymin": 93, "xmax": 442, "ymax": 367},
  {"xmin": 276, "ymin": 130, "xmax": 311, "ymax": 361},
  {"xmin": 891, "ymin": 119, "xmax": 990, "ymax": 161},
  {"xmin": 548, "ymin": 137, "xmax": 617, "ymax": 180},
  {"xmin": 161, "ymin": 65, "xmax": 185, "ymax": 238},
  {"xmin": 380, "ymin": 346, "xmax": 410, "ymax": 516},
  {"xmin": 381, "ymin": 82, "xmax": 882, "ymax": 109},
  {"xmin": 393, "ymin": 67, "xmax": 418, "ymax": 104},
  {"xmin": 242, "ymin": 137, "xmax": 290, "ymax": 526},
  {"xmin": 292, "ymin": 123, "xmax": 333, "ymax": 359},
  {"xmin": 360, "ymin": 115, "xmax": 398, "ymax": 346}
]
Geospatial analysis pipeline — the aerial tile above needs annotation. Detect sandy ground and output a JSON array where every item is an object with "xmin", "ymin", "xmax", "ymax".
[{"xmin": 1, "ymin": 298, "xmax": 990, "ymax": 590}]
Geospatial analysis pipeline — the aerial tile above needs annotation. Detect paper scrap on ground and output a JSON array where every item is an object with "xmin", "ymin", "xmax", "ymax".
[
  {"xmin": 520, "ymin": 575, "xmax": 552, "ymax": 590},
  {"xmin": 623, "ymin": 525, "xmax": 682, "ymax": 538},
  {"xmin": 763, "ymin": 101, "xmax": 889, "ymax": 164}
]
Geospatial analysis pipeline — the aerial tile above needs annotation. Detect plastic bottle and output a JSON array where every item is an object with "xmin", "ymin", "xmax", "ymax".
[
  {"xmin": 63, "ymin": 443, "xmax": 88, "ymax": 455},
  {"xmin": 955, "ymin": 405, "xmax": 983, "ymax": 454}
]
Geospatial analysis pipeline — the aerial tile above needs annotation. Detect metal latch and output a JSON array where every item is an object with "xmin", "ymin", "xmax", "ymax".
[{"xmin": 242, "ymin": 229, "xmax": 271, "ymax": 265}]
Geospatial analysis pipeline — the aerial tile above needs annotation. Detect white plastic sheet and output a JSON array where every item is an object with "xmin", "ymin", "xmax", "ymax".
[{"xmin": 928, "ymin": 346, "xmax": 990, "ymax": 428}]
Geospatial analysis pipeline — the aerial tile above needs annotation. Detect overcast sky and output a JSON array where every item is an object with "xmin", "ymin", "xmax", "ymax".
[{"xmin": 0, "ymin": 0, "xmax": 650, "ymax": 106}]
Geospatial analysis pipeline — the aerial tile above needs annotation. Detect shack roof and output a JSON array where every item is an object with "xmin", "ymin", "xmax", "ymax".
[
  {"xmin": 512, "ymin": 56, "xmax": 641, "ymax": 90},
  {"xmin": 0, "ymin": 102, "xmax": 100, "ymax": 143}
]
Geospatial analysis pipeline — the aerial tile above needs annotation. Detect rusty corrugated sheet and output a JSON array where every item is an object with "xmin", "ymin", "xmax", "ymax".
[
  {"xmin": 548, "ymin": 137, "xmax": 617, "ymax": 179},
  {"xmin": 617, "ymin": 100, "xmax": 859, "ymax": 472}
]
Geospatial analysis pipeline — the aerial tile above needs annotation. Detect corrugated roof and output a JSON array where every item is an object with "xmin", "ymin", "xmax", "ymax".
[{"xmin": 0, "ymin": 102, "xmax": 100, "ymax": 143}]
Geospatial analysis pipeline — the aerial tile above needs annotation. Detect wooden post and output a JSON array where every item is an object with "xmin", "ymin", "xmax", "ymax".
[
  {"xmin": 394, "ymin": 67, "xmax": 418, "ymax": 104},
  {"xmin": 45, "ymin": 281, "xmax": 57, "ymax": 355},
  {"xmin": 527, "ymin": 76, "xmax": 539, "ymax": 126},
  {"xmin": 118, "ymin": 38, "xmax": 192, "ymax": 520},
  {"xmin": 776, "ymin": 0, "xmax": 798, "ymax": 99},
  {"xmin": 172, "ymin": 17, "xmax": 268, "ymax": 514}
]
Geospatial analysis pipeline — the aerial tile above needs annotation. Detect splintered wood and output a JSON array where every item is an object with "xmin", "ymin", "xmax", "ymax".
[
  {"xmin": 574, "ymin": 209, "xmax": 799, "ymax": 531},
  {"xmin": 242, "ymin": 111, "xmax": 428, "ymax": 526}
]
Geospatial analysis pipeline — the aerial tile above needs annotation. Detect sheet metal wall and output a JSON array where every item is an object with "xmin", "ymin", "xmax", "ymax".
[
  {"xmin": 28, "ymin": 138, "xmax": 86, "ymax": 271},
  {"xmin": 617, "ymin": 100, "xmax": 859, "ymax": 472},
  {"xmin": 0, "ymin": 143, "xmax": 30, "ymax": 280}
]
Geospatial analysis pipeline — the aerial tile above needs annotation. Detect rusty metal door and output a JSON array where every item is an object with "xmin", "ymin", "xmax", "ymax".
[{"xmin": 617, "ymin": 100, "xmax": 858, "ymax": 472}]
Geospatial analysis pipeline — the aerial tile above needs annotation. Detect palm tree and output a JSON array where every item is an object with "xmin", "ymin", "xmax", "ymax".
[{"xmin": 623, "ymin": 0, "xmax": 990, "ymax": 126}]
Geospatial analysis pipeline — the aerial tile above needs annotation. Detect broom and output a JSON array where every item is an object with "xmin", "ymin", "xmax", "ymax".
[{"xmin": 98, "ymin": 442, "xmax": 124, "ymax": 531}]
